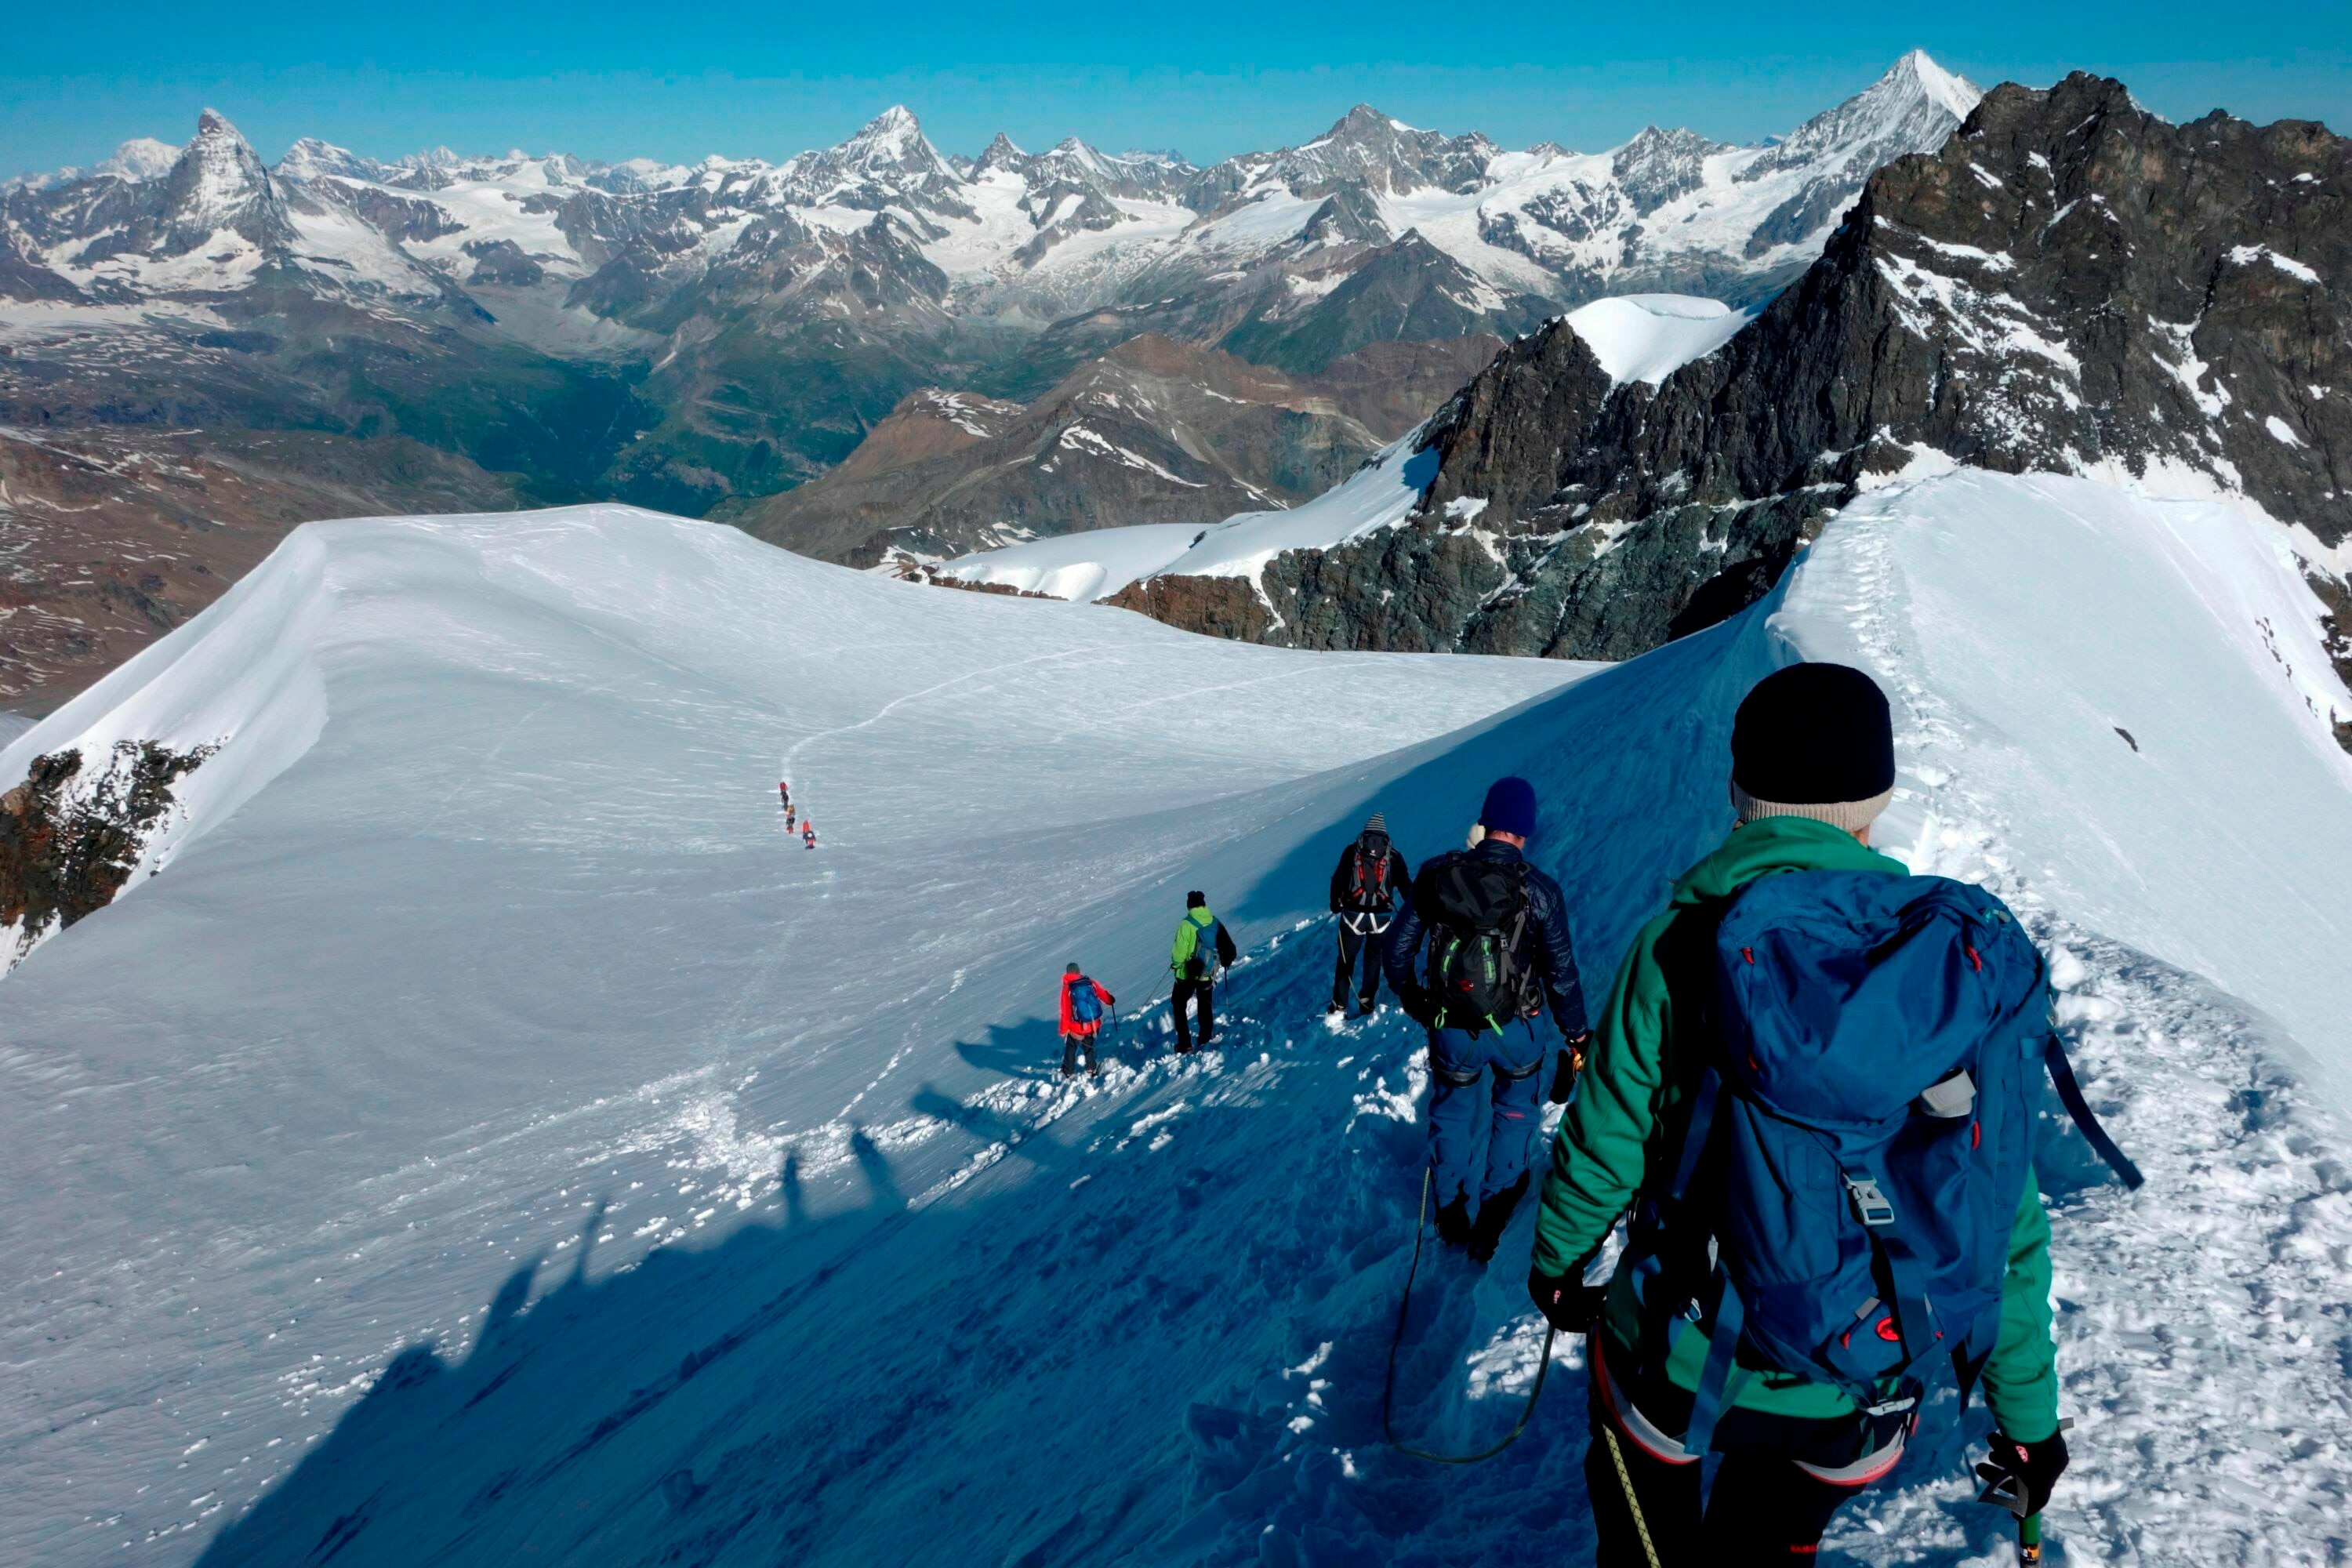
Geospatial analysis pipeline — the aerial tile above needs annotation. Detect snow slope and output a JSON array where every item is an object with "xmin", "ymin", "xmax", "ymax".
[
  {"xmin": 931, "ymin": 522, "xmax": 1203, "ymax": 601},
  {"xmin": 0, "ymin": 508, "xmax": 1584, "ymax": 1562},
  {"xmin": 1562, "ymin": 292, "xmax": 1748, "ymax": 387},
  {"xmin": 1156, "ymin": 430, "xmax": 1439, "ymax": 583},
  {"xmin": 5, "ymin": 471, "xmax": 2351, "ymax": 1566}
]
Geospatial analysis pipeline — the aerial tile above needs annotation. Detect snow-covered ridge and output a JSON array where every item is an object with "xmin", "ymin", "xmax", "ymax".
[
  {"xmin": 5, "ymin": 470, "xmax": 2349, "ymax": 1565},
  {"xmin": 928, "ymin": 522, "xmax": 1206, "ymax": 602},
  {"xmin": 1556, "ymin": 292, "xmax": 1748, "ymax": 387}
]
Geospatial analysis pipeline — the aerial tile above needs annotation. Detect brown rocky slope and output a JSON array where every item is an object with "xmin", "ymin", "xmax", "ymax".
[{"xmin": 727, "ymin": 333, "xmax": 1502, "ymax": 567}]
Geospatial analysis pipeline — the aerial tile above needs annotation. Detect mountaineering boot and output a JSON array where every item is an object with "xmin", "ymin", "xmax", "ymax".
[
  {"xmin": 1435, "ymin": 1190, "xmax": 1472, "ymax": 1248},
  {"xmin": 1329, "ymin": 996, "xmax": 1348, "ymax": 1018},
  {"xmin": 1355, "ymin": 996, "xmax": 1376, "ymax": 1017},
  {"xmin": 1465, "ymin": 1174, "xmax": 1530, "ymax": 1264}
]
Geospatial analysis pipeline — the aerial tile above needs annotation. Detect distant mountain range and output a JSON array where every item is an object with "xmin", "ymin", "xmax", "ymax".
[
  {"xmin": 0, "ymin": 53, "xmax": 1979, "ymax": 708},
  {"xmin": 1103, "ymin": 71, "xmax": 2351, "ymax": 748}
]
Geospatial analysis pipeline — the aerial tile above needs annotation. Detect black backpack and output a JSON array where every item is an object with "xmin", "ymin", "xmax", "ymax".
[
  {"xmin": 1345, "ymin": 833, "xmax": 1395, "ymax": 912},
  {"xmin": 1417, "ymin": 853, "xmax": 1537, "ymax": 1034}
]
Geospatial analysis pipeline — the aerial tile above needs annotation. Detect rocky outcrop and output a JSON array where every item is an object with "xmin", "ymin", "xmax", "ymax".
[
  {"xmin": 1105, "ymin": 573, "xmax": 1275, "ymax": 643},
  {"xmin": 2, "ymin": 740, "xmax": 215, "ymax": 966},
  {"xmin": 1123, "ymin": 73, "xmax": 2352, "ymax": 695}
]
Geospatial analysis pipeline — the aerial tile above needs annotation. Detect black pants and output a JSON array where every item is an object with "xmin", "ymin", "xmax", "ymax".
[
  {"xmin": 1171, "ymin": 978, "xmax": 1215, "ymax": 1051},
  {"xmin": 1584, "ymin": 1417, "xmax": 1864, "ymax": 1566},
  {"xmin": 1060, "ymin": 1030, "xmax": 1099, "ymax": 1074},
  {"xmin": 1331, "ymin": 923, "xmax": 1387, "ymax": 1007}
]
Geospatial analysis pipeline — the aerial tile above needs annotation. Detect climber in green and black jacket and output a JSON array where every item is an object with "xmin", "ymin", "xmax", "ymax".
[
  {"xmin": 1526, "ymin": 665, "xmax": 2067, "ymax": 1564},
  {"xmin": 1167, "ymin": 890, "xmax": 1237, "ymax": 1054}
]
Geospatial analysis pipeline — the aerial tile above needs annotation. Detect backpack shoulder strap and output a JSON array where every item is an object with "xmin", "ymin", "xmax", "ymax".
[
  {"xmin": 2042, "ymin": 1027, "xmax": 2145, "ymax": 1188},
  {"xmin": 1668, "ymin": 1069, "xmax": 1744, "ymax": 1456}
]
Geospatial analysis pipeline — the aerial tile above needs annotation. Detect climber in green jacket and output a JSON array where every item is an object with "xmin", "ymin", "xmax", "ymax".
[
  {"xmin": 1526, "ymin": 664, "xmax": 2067, "ymax": 1565},
  {"xmin": 1167, "ymin": 891, "xmax": 1238, "ymax": 1054}
]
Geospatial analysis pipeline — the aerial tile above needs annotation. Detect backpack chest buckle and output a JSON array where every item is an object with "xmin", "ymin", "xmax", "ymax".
[{"xmin": 1845, "ymin": 1177, "xmax": 1896, "ymax": 1228}]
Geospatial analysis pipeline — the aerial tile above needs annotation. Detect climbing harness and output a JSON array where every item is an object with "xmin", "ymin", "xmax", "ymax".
[
  {"xmin": 1599, "ymin": 1423, "xmax": 1664, "ymax": 1568},
  {"xmin": 1381, "ymin": 1166, "xmax": 1556, "ymax": 1465}
]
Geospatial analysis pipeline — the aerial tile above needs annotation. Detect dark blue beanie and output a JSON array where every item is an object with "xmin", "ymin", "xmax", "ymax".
[{"xmin": 1479, "ymin": 776, "xmax": 1538, "ymax": 838}]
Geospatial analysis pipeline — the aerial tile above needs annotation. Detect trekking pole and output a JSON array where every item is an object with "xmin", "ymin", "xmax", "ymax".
[
  {"xmin": 1977, "ymin": 1417, "xmax": 2069, "ymax": 1564},
  {"xmin": 1381, "ymin": 1166, "xmax": 1557, "ymax": 1465}
]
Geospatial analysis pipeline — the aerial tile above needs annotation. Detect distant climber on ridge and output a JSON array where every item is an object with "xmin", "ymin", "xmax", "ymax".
[
  {"xmin": 802, "ymin": 821, "xmax": 816, "ymax": 850},
  {"xmin": 1385, "ymin": 776, "xmax": 1589, "ymax": 1264},
  {"xmin": 1167, "ymin": 891, "xmax": 1237, "ymax": 1054},
  {"xmin": 779, "ymin": 779, "xmax": 790, "ymax": 809},
  {"xmin": 1329, "ymin": 812, "xmax": 1411, "ymax": 1018},
  {"xmin": 1058, "ymin": 964, "xmax": 1116, "ymax": 1080},
  {"xmin": 1524, "ymin": 663, "xmax": 2103, "ymax": 1563}
]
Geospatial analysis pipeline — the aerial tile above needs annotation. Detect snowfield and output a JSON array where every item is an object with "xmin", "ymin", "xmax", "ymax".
[
  {"xmin": 931, "ymin": 521, "xmax": 1206, "ymax": 602},
  {"xmin": 3, "ymin": 471, "xmax": 2350, "ymax": 1566},
  {"xmin": 1561, "ymin": 293, "xmax": 1749, "ymax": 388}
]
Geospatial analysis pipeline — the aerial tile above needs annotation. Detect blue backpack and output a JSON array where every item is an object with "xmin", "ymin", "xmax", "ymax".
[
  {"xmin": 1068, "ymin": 976, "xmax": 1104, "ymax": 1027},
  {"xmin": 1628, "ymin": 870, "xmax": 2142, "ymax": 1454}
]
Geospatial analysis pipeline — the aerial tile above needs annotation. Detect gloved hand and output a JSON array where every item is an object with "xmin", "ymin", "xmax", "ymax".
[
  {"xmin": 1527, "ymin": 1265, "xmax": 1607, "ymax": 1334},
  {"xmin": 1975, "ymin": 1429, "xmax": 2070, "ymax": 1518},
  {"xmin": 1548, "ymin": 1033, "xmax": 1591, "ymax": 1105},
  {"xmin": 1400, "ymin": 985, "xmax": 1439, "ymax": 1027}
]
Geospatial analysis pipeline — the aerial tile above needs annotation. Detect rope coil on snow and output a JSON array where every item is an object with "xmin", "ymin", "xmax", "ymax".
[{"xmin": 1381, "ymin": 1166, "xmax": 1557, "ymax": 1465}]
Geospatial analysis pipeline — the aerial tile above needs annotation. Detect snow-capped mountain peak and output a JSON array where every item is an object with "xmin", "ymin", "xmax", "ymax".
[
  {"xmin": 1328, "ymin": 103, "xmax": 1399, "ymax": 138},
  {"xmin": 277, "ymin": 137, "xmax": 388, "ymax": 183},
  {"xmin": 1895, "ymin": 47, "xmax": 1986, "ymax": 122},
  {"xmin": 842, "ymin": 105, "xmax": 936, "ymax": 166},
  {"xmin": 1759, "ymin": 49, "xmax": 1984, "ymax": 172},
  {"xmin": 1612, "ymin": 125, "xmax": 1734, "ymax": 213},
  {"xmin": 95, "ymin": 136, "xmax": 180, "ymax": 182},
  {"xmin": 763, "ymin": 104, "xmax": 969, "ymax": 216},
  {"xmin": 974, "ymin": 131, "xmax": 1029, "ymax": 175},
  {"xmin": 151, "ymin": 109, "xmax": 296, "ymax": 256}
]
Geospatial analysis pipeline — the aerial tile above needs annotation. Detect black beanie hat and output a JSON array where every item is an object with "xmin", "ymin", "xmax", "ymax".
[
  {"xmin": 1730, "ymin": 663, "xmax": 1896, "ymax": 831},
  {"xmin": 1185, "ymin": 889, "xmax": 1206, "ymax": 909}
]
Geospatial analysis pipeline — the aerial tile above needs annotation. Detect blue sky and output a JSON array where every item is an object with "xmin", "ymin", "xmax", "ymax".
[{"xmin": 5, "ymin": 0, "xmax": 2346, "ymax": 177}]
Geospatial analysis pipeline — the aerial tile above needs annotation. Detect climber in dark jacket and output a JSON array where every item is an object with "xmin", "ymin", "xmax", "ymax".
[
  {"xmin": 1385, "ymin": 777, "xmax": 1590, "ymax": 1261},
  {"xmin": 1328, "ymin": 812, "xmax": 1412, "ymax": 1016}
]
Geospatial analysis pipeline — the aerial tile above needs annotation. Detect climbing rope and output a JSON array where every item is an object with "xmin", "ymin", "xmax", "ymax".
[
  {"xmin": 1599, "ymin": 1423, "xmax": 1664, "ymax": 1568},
  {"xmin": 1381, "ymin": 1165, "xmax": 1557, "ymax": 1465}
]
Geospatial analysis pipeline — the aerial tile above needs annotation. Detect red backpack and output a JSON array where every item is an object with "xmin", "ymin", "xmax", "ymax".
[{"xmin": 1346, "ymin": 833, "xmax": 1394, "ymax": 910}]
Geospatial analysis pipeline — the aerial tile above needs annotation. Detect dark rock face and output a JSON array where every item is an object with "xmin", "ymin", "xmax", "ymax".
[
  {"xmin": 1219, "ymin": 232, "xmax": 1550, "ymax": 374},
  {"xmin": 1614, "ymin": 127, "xmax": 1730, "ymax": 216},
  {"xmin": 1, "ymin": 740, "xmax": 215, "ymax": 965},
  {"xmin": 464, "ymin": 239, "xmax": 545, "ymax": 286},
  {"xmin": 1123, "ymin": 73, "xmax": 2352, "ymax": 718}
]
